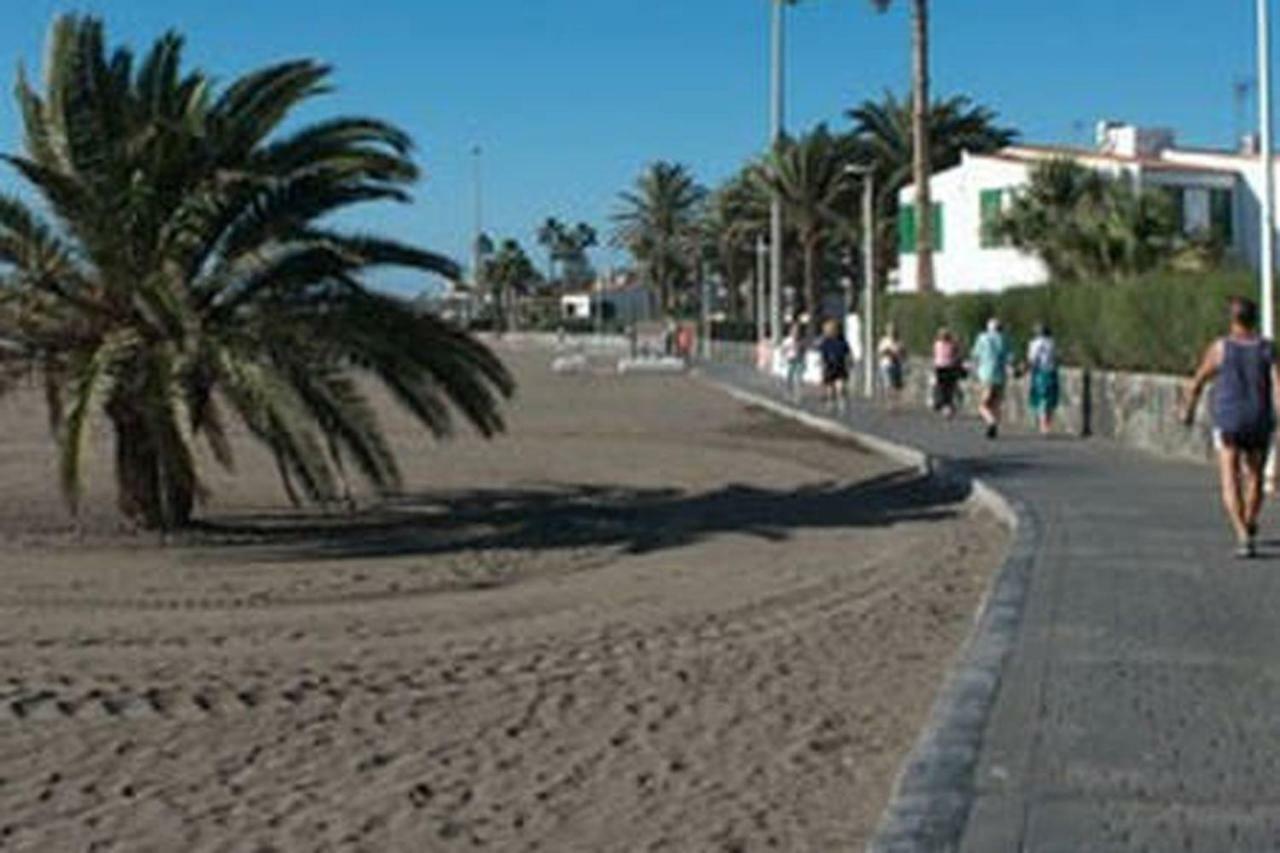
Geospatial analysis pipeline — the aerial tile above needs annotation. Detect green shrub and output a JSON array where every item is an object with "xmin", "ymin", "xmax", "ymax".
[{"xmin": 886, "ymin": 270, "xmax": 1258, "ymax": 374}]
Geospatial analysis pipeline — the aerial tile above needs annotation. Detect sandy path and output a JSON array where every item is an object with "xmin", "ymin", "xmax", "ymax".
[{"xmin": 0, "ymin": 346, "xmax": 1006, "ymax": 852}]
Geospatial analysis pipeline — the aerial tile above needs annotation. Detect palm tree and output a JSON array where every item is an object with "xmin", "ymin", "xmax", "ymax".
[
  {"xmin": 999, "ymin": 160, "xmax": 1179, "ymax": 282},
  {"xmin": 849, "ymin": 91, "xmax": 1018, "ymax": 285},
  {"xmin": 703, "ymin": 170, "xmax": 771, "ymax": 320},
  {"xmin": 611, "ymin": 162, "xmax": 707, "ymax": 313},
  {"xmin": 536, "ymin": 217, "xmax": 566, "ymax": 283},
  {"xmin": 755, "ymin": 127, "xmax": 856, "ymax": 335},
  {"xmin": 560, "ymin": 223, "xmax": 598, "ymax": 288},
  {"xmin": 0, "ymin": 15, "xmax": 514, "ymax": 529},
  {"xmin": 483, "ymin": 238, "xmax": 542, "ymax": 329},
  {"xmin": 870, "ymin": 0, "xmax": 935, "ymax": 291}
]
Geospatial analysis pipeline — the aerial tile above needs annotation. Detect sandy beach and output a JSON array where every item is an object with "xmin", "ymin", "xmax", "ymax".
[{"xmin": 0, "ymin": 344, "xmax": 1006, "ymax": 852}]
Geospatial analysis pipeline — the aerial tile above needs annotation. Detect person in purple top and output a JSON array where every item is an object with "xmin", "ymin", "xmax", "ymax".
[{"xmin": 1183, "ymin": 296, "xmax": 1280, "ymax": 557}]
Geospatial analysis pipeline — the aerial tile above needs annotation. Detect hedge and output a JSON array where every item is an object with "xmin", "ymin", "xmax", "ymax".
[{"xmin": 885, "ymin": 269, "xmax": 1259, "ymax": 374}]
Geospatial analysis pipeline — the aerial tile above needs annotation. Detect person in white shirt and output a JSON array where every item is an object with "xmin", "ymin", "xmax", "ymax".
[
  {"xmin": 1026, "ymin": 323, "xmax": 1059, "ymax": 435},
  {"xmin": 877, "ymin": 323, "xmax": 906, "ymax": 406}
]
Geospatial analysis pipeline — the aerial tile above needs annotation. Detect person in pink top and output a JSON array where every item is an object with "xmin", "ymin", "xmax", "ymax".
[{"xmin": 931, "ymin": 327, "xmax": 964, "ymax": 418}]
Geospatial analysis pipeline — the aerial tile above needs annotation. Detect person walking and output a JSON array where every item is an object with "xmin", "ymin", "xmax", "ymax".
[
  {"xmin": 780, "ymin": 321, "xmax": 807, "ymax": 402},
  {"xmin": 878, "ymin": 323, "xmax": 907, "ymax": 407},
  {"xmin": 1182, "ymin": 296, "xmax": 1280, "ymax": 558},
  {"xmin": 971, "ymin": 317, "xmax": 1011, "ymax": 439},
  {"xmin": 1026, "ymin": 323, "xmax": 1060, "ymax": 435},
  {"xmin": 818, "ymin": 318, "xmax": 852, "ymax": 413},
  {"xmin": 932, "ymin": 326, "xmax": 964, "ymax": 418}
]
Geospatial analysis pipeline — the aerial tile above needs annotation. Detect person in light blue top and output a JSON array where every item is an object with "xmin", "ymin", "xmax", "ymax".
[{"xmin": 971, "ymin": 317, "xmax": 1011, "ymax": 439}]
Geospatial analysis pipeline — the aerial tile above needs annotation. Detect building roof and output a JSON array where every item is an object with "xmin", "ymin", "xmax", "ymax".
[
  {"xmin": 898, "ymin": 138, "xmax": 1249, "ymax": 196},
  {"xmin": 988, "ymin": 144, "xmax": 1240, "ymax": 175}
]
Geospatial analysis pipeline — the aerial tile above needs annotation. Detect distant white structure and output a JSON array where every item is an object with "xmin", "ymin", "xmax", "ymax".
[
  {"xmin": 896, "ymin": 122, "xmax": 1259, "ymax": 294},
  {"xmin": 560, "ymin": 274, "xmax": 656, "ymax": 324}
]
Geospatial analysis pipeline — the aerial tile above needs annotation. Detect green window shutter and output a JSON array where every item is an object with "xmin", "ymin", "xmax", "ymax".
[
  {"xmin": 899, "ymin": 204, "xmax": 917, "ymax": 254},
  {"xmin": 1210, "ymin": 188, "xmax": 1234, "ymax": 245},
  {"xmin": 980, "ymin": 189, "xmax": 1002, "ymax": 248},
  {"xmin": 932, "ymin": 202, "xmax": 944, "ymax": 252}
]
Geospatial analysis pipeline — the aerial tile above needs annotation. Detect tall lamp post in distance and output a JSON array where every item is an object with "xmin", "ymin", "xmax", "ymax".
[
  {"xmin": 755, "ymin": 235, "xmax": 768, "ymax": 344},
  {"xmin": 844, "ymin": 163, "xmax": 876, "ymax": 399},
  {"xmin": 1259, "ymin": 0, "xmax": 1276, "ymax": 339},
  {"xmin": 471, "ymin": 144, "xmax": 485, "ymax": 312},
  {"xmin": 768, "ymin": 0, "xmax": 787, "ymax": 348}
]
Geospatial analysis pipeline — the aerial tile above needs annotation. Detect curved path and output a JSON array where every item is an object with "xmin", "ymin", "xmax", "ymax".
[{"xmin": 705, "ymin": 361, "xmax": 1280, "ymax": 853}]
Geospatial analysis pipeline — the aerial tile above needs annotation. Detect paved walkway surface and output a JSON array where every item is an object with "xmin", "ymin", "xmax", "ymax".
[{"xmin": 705, "ymin": 363, "xmax": 1280, "ymax": 853}]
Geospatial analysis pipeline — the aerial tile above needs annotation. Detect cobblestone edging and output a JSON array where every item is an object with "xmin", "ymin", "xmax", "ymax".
[{"xmin": 693, "ymin": 371, "xmax": 1037, "ymax": 853}]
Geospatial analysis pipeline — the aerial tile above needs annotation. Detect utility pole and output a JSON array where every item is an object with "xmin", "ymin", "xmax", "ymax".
[
  {"xmin": 862, "ymin": 171, "xmax": 876, "ymax": 399},
  {"xmin": 769, "ymin": 0, "xmax": 786, "ymax": 347},
  {"xmin": 755, "ymin": 235, "xmax": 768, "ymax": 343},
  {"xmin": 471, "ymin": 145, "xmax": 486, "ymax": 320},
  {"xmin": 1260, "ymin": 0, "xmax": 1276, "ymax": 338},
  {"xmin": 844, "ymin": 164, "xmax": 876, "ymax": 398}
]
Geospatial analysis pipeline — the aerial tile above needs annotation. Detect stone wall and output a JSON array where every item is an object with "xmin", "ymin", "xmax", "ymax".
[{"xmin": 704, "ymin": 342, "xmax": 1217, "ymax": 465}]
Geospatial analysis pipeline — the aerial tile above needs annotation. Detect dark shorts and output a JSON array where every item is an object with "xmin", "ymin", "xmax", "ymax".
[
  {"xmin": 1215, "ymin": 428, "xmax": 1274, "ymax": 453},
  {"xmin": 822, "ymin": 364, "xmax": 848, "ymax": 385}
]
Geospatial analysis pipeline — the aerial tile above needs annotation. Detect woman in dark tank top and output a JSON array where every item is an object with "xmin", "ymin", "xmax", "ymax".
[
  {"xmin": 1183, "ymin": 297, "xmax": 1280, "ymax": 558},
  {"xmin": 1212, "ymin": 336, "xmax": 1276, "ymax": 448}
]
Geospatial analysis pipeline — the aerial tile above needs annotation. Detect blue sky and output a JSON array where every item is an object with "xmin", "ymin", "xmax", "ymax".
[{"xmin": 0, "ymin": 1, "xmax": 1265, "ymax": 293}]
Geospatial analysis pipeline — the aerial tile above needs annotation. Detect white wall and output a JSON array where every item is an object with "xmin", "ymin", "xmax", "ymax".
[
  {"xmin": 900, "ymin": 149, "xmax": 1253, "ymax": 294},
  {"xmin": 897, "ymin": 154, "xmax": 1049, "ymax": 294}
]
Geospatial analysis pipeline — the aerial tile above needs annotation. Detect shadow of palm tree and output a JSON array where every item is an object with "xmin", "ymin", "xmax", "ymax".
[{"xmin": 192, "ymin": 468, "xmax": 970, "ymax": 562}]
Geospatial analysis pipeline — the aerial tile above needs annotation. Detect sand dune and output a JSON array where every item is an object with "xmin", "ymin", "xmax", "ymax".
[{"xmin": 0, "ymin": 346, "xmax": 1006, "ymax": 852}]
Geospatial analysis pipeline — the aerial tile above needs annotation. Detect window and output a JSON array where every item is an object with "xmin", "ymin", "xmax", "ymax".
[
  {"xmin": 898, "ymin": 202, "xmax": 943, "ymax": 253},
  {"xmin": 979, "ymin": 189, "xmax": 1006, "ymax": 249},
  {"xmin": 1210, "ymin": 188, "xmax": 1234, "ymax": 245},
  {"xmin": 899, "ymin": 204, "xmax": 916, "ymax": 254}
]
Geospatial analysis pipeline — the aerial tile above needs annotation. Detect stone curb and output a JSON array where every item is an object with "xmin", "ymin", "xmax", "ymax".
[{"xmin": 691, "ymin": 372, "xmax": 1039, "ymax": 853}]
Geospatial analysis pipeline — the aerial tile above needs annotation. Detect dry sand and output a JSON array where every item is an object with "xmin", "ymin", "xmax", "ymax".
[{"xmin": 0, "ymin": 345, "xmax": 1007, "ymax": 852}]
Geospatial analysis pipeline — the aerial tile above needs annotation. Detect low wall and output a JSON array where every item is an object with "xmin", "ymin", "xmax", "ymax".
[{"xmin": 704, "ymin": 342, "xmax": 1216, "ymax": 465}]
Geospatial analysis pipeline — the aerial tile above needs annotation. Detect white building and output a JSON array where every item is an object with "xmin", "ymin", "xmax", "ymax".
[
  {"xmin": 560, "ymin": 279, "xmax": 656, "ymax": 324},
  {"xmin": 896, "ymin": 122, "xmax": 1253, "ymax": 294}
]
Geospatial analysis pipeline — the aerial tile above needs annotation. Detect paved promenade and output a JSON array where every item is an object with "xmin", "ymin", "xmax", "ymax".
[{"xmin": 704, "ymin": 362, "xmax": 1280, "ymax": 852}]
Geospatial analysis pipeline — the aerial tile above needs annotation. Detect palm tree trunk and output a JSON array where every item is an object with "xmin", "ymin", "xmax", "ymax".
[
  {"xmin": 911, "ymin": 0, "xmax": 935, "ymax": 293},
  {"xmin": 804, "ymin": 234, "xmax": 821, "ymax": 338},
  {"xmin": 108, "ymin": 403, "xmax": 194, "ymax": 530}
]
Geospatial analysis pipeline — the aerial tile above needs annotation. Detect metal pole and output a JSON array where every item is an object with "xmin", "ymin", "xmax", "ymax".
[
  {"xmin": 863, "ymin": 173, "xmax": 876, "ymax": 398},
  {"xmin": 1261, "ymin": 0, "xmax": 1276, "ymax": 338},
  {"xmin": 769, "ymin": 0, "xmax": 785, "ymax": 345},
  {"xmin": 472, "ymin": 144, "xmax": 485, "ymax": 315},
  {"xmin": 701, "ymin": 264, "xmax": 711, "ymax": 359},
  {"xmin": 755, "ymin": 235, "xmax": 767, "ymax": 343}
]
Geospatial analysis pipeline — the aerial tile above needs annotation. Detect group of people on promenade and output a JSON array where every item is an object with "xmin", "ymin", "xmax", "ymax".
[
  {"xmin": 779, "ymin": 315, "xmax": 1061, "ymax": 440},
  {"xmin": 775, "ymin": 296, "xmax": 1280, "ymax": 560}
]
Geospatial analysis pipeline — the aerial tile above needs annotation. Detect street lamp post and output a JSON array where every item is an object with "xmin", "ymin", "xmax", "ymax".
[
  {"xmin": 769, "ymin": 0, "xmax": 786, "ymax": 347},
  {"xmin": 1260, "ymin": 0, "xmax": 1276, "ymax": 338},
  {"xmin": 755, "ymin": 235, "xmax": 768, "ymax": 343},
  {"xmin": 845, "ymin": 163, "xmax": 877, "ymax": 398},
  {"xmin": 471, "ymin": 144, "xmax": 486, "ymax": 317}
]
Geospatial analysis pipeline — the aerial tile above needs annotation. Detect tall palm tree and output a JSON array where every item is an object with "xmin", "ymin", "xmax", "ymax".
[
  {"xmin": 703, "ymin": 170, "xmax": 771, "ymax": 320},
  {"xmin": 560, "ymin": 222, "xmax": 598, "ymax": 287},
  {"xmin": 0, "ymin": 15, "xmax": 514, "ymax": 529},
  {"xmin": 870, "ymin": 0, "xmax": 935, "ymax": 291},
  {"xmin": 483, "ymin": 238, "xmax": 542, "ymax": 330},
  {"xmin": 849, "ymin": 91, "xmax": 1018, "ymax": 285},
  {"xmin": 536, "ymin": 217, "xmax": 566, "ymax": 283},
  {"xmin": 755, "ymin": 127, "xmax": 856, "ymax": 335},
  {"xmin": 611, "ymin": 162, "xmax": 707, "ymax": 313}
]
